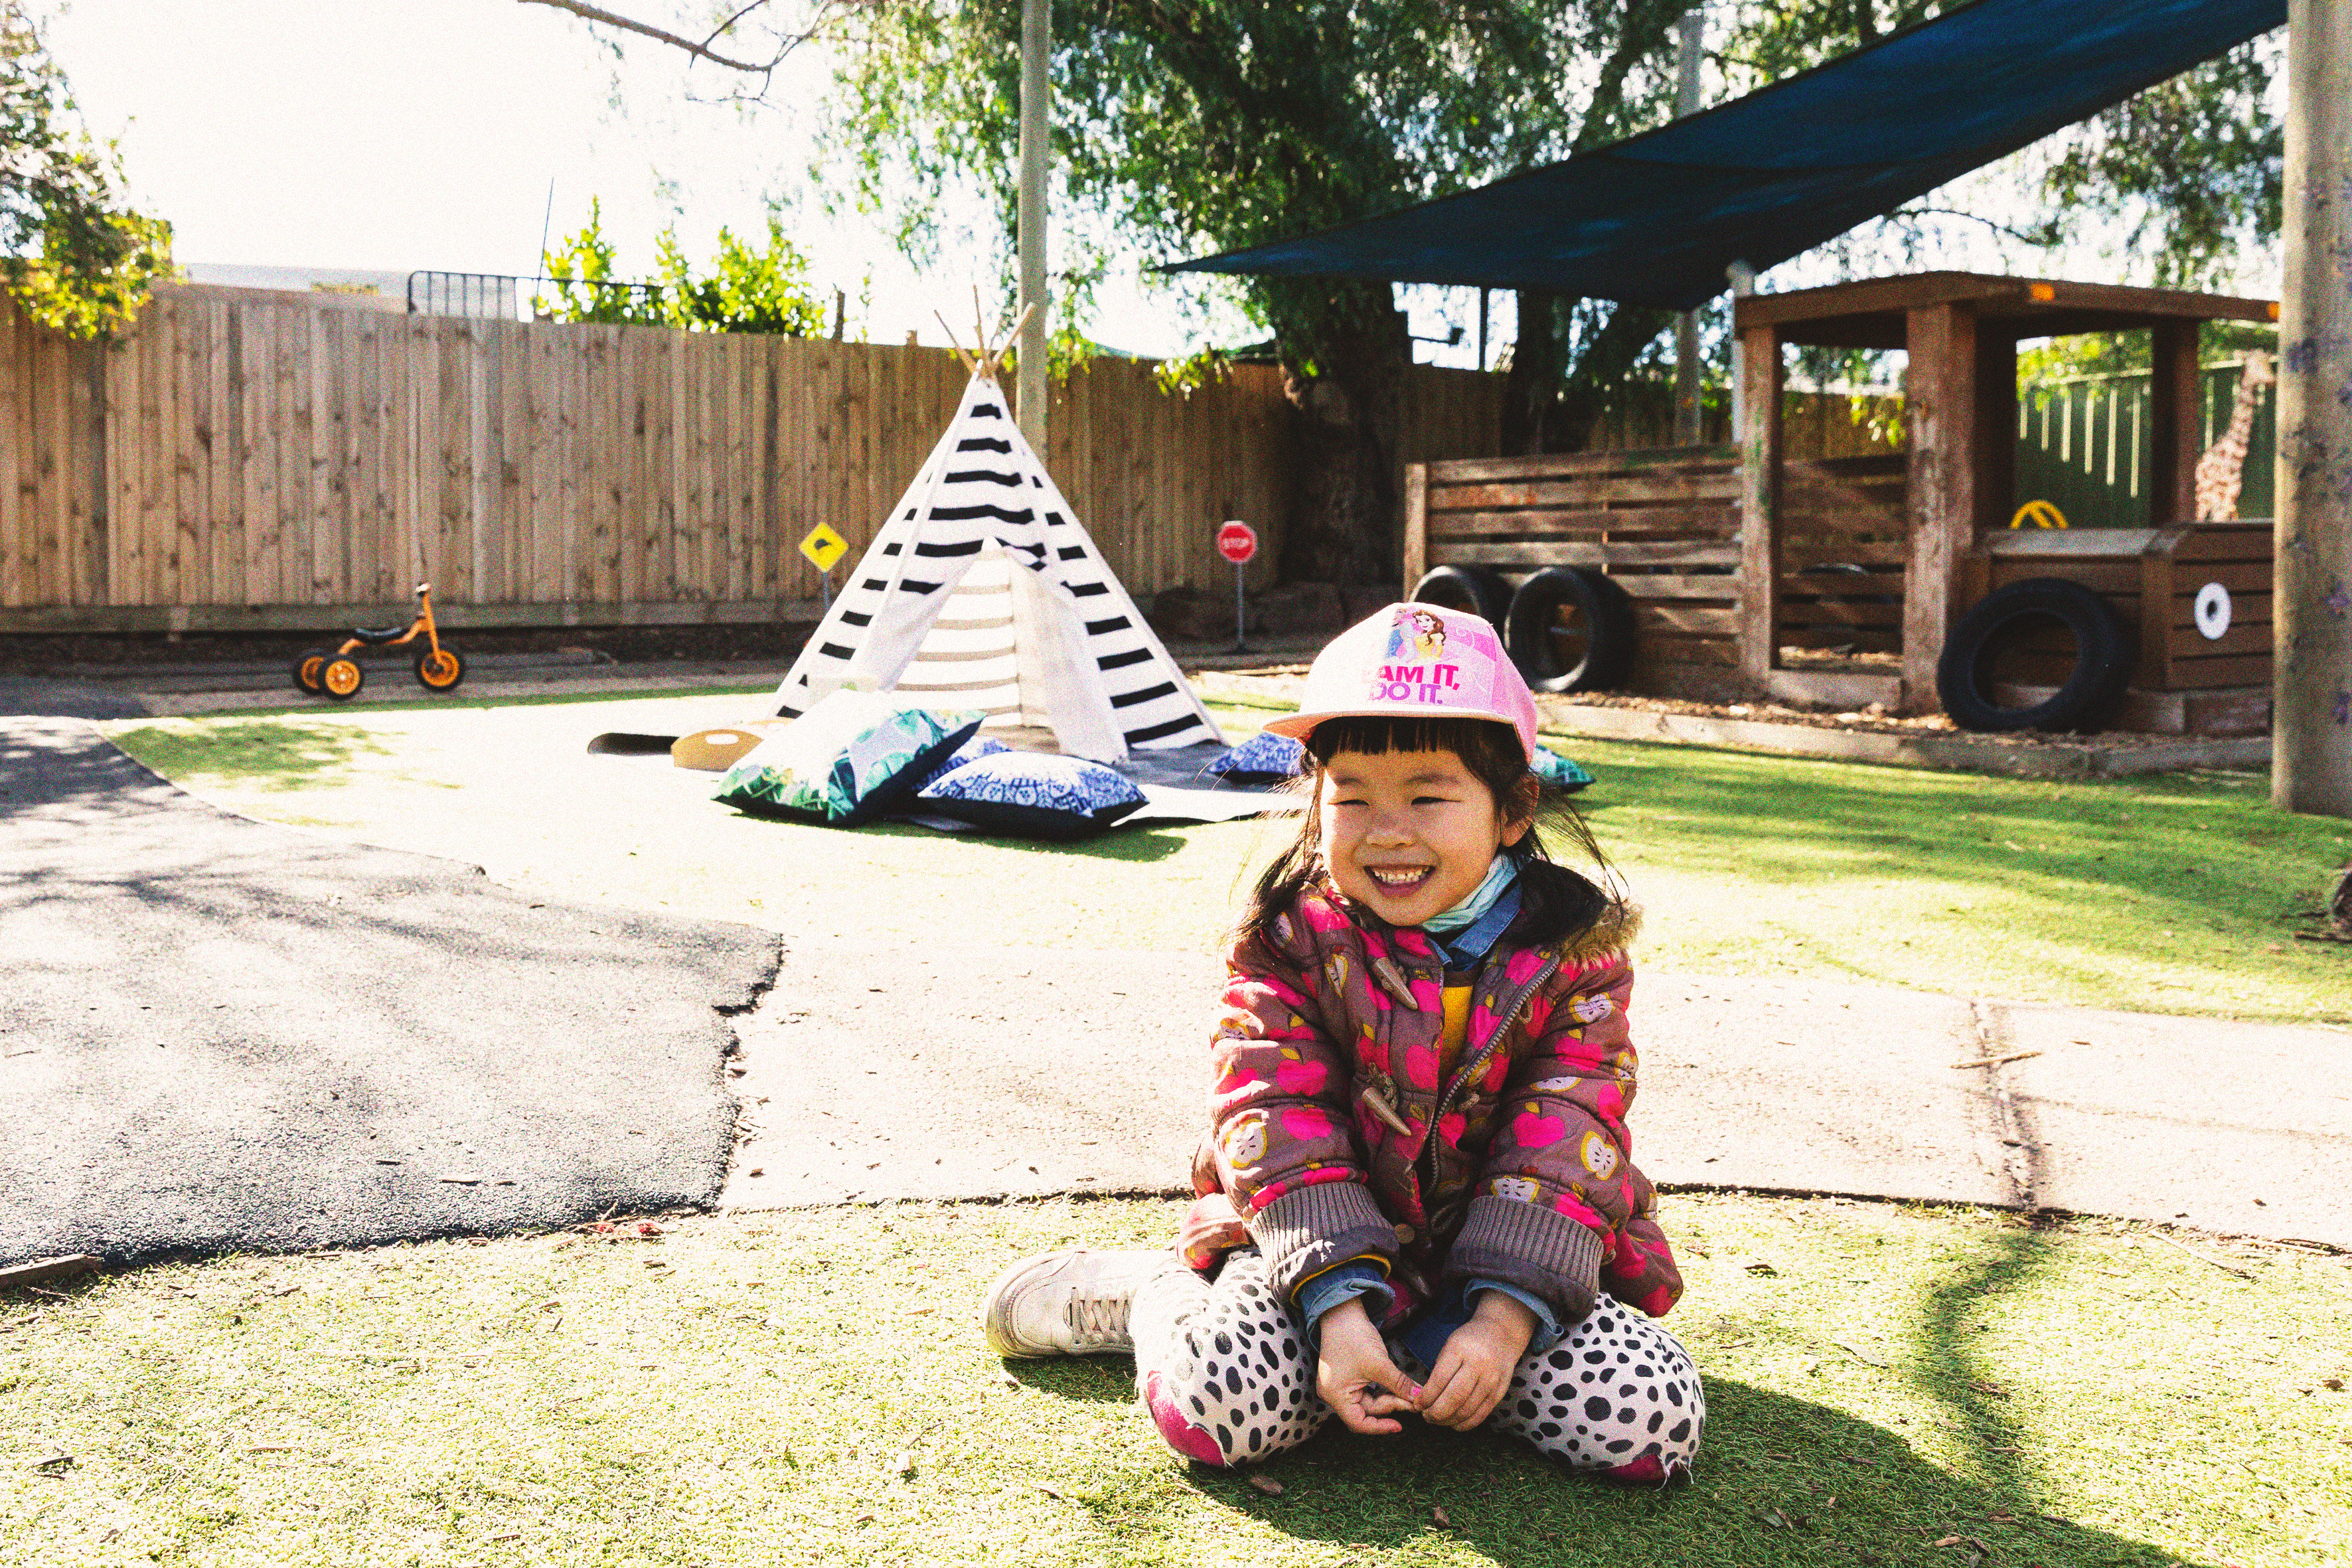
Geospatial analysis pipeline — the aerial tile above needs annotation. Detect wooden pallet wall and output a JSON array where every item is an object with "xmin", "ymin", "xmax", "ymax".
[
  {"xmin": 1778, "ymin": 453, "xmax": 1908, "ymax": 655},
  {"xmin": 1408, "ymin": 445, "xmax": 1743, "ymax": 686}
]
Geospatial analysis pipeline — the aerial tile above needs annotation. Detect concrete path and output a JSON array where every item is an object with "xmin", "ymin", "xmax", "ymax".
[
  {"xmin": 7, "ymin": 666, "xmax": 2345, "ymax": 1269},
  {"xmin": 0, "ymin": 714, "xmax": 778, "ymax": 1269},
  {"xmin": 726, "ymin": 939, "xmax": 2352, "ymax": 1249}
]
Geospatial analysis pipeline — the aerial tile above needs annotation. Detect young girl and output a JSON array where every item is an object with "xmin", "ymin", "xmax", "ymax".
[{"xmin": 982, "ymin": 603, "xmax": 1702, "ymax": 1482}]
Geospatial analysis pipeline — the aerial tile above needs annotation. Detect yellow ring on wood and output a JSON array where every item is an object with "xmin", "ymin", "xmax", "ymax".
[{"xmin": 2009, "ymin": 499, "xmax": 2068, "ymax": 530}]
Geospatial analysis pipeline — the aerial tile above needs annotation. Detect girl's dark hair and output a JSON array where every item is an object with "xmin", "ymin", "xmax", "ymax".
[{"xmin": 1236, "ymin": 714, "xmax": 1624, "ymax": 951}]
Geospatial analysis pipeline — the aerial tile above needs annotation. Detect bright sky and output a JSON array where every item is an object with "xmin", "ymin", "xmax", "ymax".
[
  {"xmin": 40, "ymin": 1, "xmax": 2280, "ymax": 372},
  {"xmin": 43, "ymin": 0, "xmax": 1270, "ymax": 359}
]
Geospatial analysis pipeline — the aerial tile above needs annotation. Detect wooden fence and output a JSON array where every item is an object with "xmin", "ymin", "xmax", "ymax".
[
  {"xmin": 1405, "ymin": 447, "xmax": 1745, "ymax": 697},
  {"xmin": 1405, "ymin": 444, "xmax": 1920, "ymax": 700},
  {"xmin": 0, "ymin": 283, "xmax": 1506, "ymax": 633}
]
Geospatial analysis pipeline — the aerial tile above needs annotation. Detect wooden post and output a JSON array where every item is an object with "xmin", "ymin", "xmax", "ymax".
[
  {"xmin": 2276, "ymin": 0, "xmax": 2352, "ymax": 815},
  {"xmin": 1902, "ymin": 303, "xmax": 1979, "ymax": 709},
  {"xmin": 1014, "ymin": 0, "xmax": 1050, "ymax": 451},
  {"xmin": 2147, "ymin": 318, "xmax": 2201, "ymax": 524},
  {"xmin": 1972, "ymin": 325, "xmax": 2016, "ymax": 534},
  {"xmin": 1672, "ymin": 8, "xmax": 1706, "ymax": 446},
  {"xmin": 1735, "ymin": 322, "xmax": 1781, "ymax": 685},
  {"xmin": 1401, "ymin": 461, "xmax": 1427, "ymax": 597}
]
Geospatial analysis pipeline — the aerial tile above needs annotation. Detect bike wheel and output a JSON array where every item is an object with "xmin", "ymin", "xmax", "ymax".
[
  {"xmin": 320, "ymin": 656, "xmax": 365, "ymax": 702},
  {"xmin": 292, "ymin": 648, "xmax": 332, "ymax": 694},
  {"xmin": 415, "ymin": 646, "xmax": 465, "ymax": 692}
]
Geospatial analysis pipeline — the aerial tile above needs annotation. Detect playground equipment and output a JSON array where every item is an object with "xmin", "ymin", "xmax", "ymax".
[
  {"xmin": 291, "ymin": 584, "xmax": 467, "ymax": 702},
  {"xmin": 1405, "ymin": 272, "xmax": 2279, "ymax": 734}
]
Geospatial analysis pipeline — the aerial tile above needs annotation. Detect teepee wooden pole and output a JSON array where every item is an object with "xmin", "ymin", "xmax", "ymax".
[
  {"xmin": 992, "ymin": 304, "xmax": 1039, "ymax": 383},
  {"xmin": 933, "ymin": 312, "xmax": 980, "ymax": 377}
]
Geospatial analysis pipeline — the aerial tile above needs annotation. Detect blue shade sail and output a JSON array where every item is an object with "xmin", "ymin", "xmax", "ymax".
[{"xmin": 1167, "ymin": 0, "xmax": 2284, "ymax": 311}]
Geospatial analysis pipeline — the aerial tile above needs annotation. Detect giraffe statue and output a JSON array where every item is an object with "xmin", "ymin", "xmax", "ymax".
[{"xmin": 2193, "ymin": 349, "xmax": 2275, "ymax": 521}]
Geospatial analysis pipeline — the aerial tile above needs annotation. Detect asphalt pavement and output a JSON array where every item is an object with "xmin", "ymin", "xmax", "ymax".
[{"xmin": 0, "ymin": 710, "xmax": 777, "ymax": 1269}]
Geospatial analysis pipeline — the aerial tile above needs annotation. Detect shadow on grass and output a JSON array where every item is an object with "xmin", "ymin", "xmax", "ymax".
[
  {"xmin": 861, "ymin": 823, "xmax": 1193, "ymax": 863},
  {"xmin": 1008, "ymin": 1225, "xmax": 2217, "ymax": 1565},
  {"xmin": 1159, "ymin": 1378, "xmax": 2217, "ymax": 1567},
  {"xmin": 1566, "ymin": 742, "xmax": 2349, "ymax": 1005},
  {"xmin": 106, "ymin": 720, "xmax": 392, "ymax": 792},
  {"xmin": 1006, "ymin": 1357, "xmax": 1139, "ymax": 1405}
]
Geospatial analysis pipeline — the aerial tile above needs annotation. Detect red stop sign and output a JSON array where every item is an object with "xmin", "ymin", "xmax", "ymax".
[{"xmin": 1215, "ymin": 520, "xmax": 1259, "ymax": 565}]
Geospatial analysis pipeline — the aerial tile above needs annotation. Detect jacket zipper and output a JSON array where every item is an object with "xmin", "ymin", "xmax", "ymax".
[{"xmin": 1417, "ymin": 952, "xmax": 1561, "ymax": 1203}]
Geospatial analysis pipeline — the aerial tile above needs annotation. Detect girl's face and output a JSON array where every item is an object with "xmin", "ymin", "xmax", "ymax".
[{"xmin": 1318, "ymin": 747, "xmax": 1528, "ymax": 929}]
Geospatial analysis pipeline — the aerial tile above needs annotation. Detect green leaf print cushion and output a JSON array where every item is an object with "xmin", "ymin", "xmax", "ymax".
[
  {"xmin": 713, "ymin": 690, "xmax": 984, "ymax": 826},
  {"xmin": 1531, "ymin": 744, "xmax": 1595, "ymax": 793},
  {"xmin": 826, "ymin": 705, "xmax": 986, "ymax": 826}
]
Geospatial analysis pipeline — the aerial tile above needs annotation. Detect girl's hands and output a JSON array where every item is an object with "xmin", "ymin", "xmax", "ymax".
[
  {"xmin": 1313, "ymin": 1300, "xmax": 1423, "ymax": 1435},
  {"xmin": 1419, "ymin": 1292, "xmax": 1537, "ymax": 1431}
]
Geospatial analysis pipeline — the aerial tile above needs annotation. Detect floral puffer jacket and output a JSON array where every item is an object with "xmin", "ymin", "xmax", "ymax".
[{"xmin": 1206, "ymin": 880, "xmax": 1682, "ymax": 1330}]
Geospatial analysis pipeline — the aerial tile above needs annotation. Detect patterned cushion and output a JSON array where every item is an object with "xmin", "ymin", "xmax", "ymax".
[
  {"xmin": 1531, "ymin": 744, "xmax": 1595, "ymax": 793},
  {"xmin": 915, "ymin": 735, "xmax": 1010, "ymax": 794},
  {"xmin": 916, "ymin": 751, "xmax": 1147, "ymax": 840},
  {"xmin": 714, "ymin": 690, "xmax": 984, "ymax": 826},
  {"xmin": 1206, "ymin": 730, "xmax": 1305, "ymax": 783}
]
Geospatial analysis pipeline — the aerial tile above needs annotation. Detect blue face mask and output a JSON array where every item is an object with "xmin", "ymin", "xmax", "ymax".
[{"xmin": 1418, "ymin": 853, "xmax": 1522, "ymax": 969}]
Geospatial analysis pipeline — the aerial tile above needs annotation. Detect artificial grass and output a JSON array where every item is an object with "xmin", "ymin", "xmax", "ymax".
[
  {"xmin": 102, "ymin": 696, "xmax": 2351, "ymax": 1024},
  {"xmin": 2, "ymin": 1196, "xmax": 2343, "ymax": 1566}
]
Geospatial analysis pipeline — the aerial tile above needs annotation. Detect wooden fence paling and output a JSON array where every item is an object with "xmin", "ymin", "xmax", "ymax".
[{"xmin": 0, "ymin": 283, "xmax": 1514, "ymax": 630}]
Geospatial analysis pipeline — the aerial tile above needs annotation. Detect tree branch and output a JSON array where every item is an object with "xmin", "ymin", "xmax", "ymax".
[
  {"xmin": 1891, "ymin": 203, "xmax": 2059, "ymax": 247},
  {"xmin": 516, "ymin": 0, "xmax": 779, "ymax": 70}
]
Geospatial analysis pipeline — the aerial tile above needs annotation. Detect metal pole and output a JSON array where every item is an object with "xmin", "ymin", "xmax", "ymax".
[
  {"xmin": 1016, "ymin": 0, "xmax": 1050, "ymax": 451},
  {"xmin": 2276, "ymin": 0, "xmax": 2352, "ymax": 815},
  {"xmin": 1477, "ymin": 287, "xmax": 1489, "ymax": 372},
  {"xmin": 1234, "ymin": 560, "xmax": 1249, "ymax": 653},
  {"xmin": 1673, "ymin": 7, "xmax": 1706, "ymax": 445}
]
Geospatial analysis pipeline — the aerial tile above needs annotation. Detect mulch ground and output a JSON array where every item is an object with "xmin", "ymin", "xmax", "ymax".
[{"xmin": 0, "ymin": 622, "xmax": 822, "ymax": 674}]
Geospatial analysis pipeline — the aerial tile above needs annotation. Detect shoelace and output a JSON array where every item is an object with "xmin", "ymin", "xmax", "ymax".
[{"xmin": 1066, "ymin": 1291, "xmax": 1131, "ymax": 1347}]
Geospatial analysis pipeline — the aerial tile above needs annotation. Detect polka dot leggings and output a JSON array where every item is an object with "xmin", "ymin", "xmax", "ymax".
[{"xmin": 1129, "ymin": 1249, "xmax": 1704, "ymax": 1481}]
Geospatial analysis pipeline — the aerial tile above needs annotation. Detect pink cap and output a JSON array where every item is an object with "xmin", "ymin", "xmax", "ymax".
[{"xmin": 1262, "ymin": 603, "xmax": 1538, "ymax": 763}]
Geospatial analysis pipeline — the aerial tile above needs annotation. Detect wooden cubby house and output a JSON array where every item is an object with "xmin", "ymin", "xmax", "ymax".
[{"xmin": 1405, "ymin": 273, "xmax": 2280, "ymax": 732}]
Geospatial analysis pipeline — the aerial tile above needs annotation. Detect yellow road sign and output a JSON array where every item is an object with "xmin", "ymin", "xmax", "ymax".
[
  {"xmin": 799, "ymin": 522, "xmax": 849, "ymax": 573},
  {"xmin": 2009, "ymin": 499, "xmax": 2068, "ymax": 530}
]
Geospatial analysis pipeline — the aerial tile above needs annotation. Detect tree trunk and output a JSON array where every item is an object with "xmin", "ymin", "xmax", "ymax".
[
  {"xmin": 1504, "ymin": 289, "xmax": 1565, "ymax": 455},
  {"xmin": 1273, "ymin": 282, "xmax": 1411, "ymax": 586},
  {"xmin": 2275, "ymin": 0, "xmax": 2352, "ymax": 815}
]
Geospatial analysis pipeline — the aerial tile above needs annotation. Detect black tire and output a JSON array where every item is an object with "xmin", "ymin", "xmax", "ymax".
[
  {"xmin": 1937, "ymin": 578, "xmax": 2132, "ymax": 732},
  {"xmin": 1505, "ymin": 566, "xmax": 1637, "ymax": 693},
  {"xmin": 320, "ymin": 655, "xmax": 365, "ymax": 702},
  {"xmin": 293, "ymin": 648, "xmax": 331, "ymax": 694},
  {"xmin": 415, "ymin": 645, "xmax": 466, "ymax": 692},
  {"xmin": 1408, "ymin": 564, "xmax": 1513, "ymax": 627}
]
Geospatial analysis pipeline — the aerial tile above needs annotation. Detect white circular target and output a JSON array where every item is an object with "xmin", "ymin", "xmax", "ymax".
[{"xmin": 2194, "ymin": 581, "xmax": 2233, "ymax": 641}]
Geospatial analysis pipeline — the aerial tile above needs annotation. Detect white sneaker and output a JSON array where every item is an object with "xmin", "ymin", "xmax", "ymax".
[{"xmin": 980, "ymin": 1247, "xmax": 1180, "ymax": 1358}]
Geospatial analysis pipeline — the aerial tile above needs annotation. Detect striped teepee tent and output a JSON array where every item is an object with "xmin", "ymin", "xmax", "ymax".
[{"xmin": 772, "ymin": 368, "xmax": 1221, "ymax": 761}]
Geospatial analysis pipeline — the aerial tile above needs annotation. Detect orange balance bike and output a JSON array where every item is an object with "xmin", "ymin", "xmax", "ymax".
[{"xmin": 291, "ymin": 584, "xmax": 467, "ymax": 701}]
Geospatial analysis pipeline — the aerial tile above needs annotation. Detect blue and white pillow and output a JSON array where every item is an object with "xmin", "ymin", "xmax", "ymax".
[
  {"xmin": 917, "ymin": 751, "xmax": 1147, "ymax": 840},
  {"xmin": 1531, "ymin": 744, "xmax": 1595, "ymax": 793},
  {"xmin": 915, "ymin": 734, "xmax": 1010, "ymax": 794},
  {"xmin": 1205, "ymin": 730, "xmax": 1305, "ymax": 784}
]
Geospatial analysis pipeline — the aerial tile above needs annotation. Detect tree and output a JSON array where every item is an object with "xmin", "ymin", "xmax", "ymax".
[
  {"xmin": 1730, "ymin": 2, "xmax": 2282, "ymax": 293},
  {"xmin": 0, "ymin": 1, "xmax": 171, "ymax": 338},
  {"xmin": 531, "ymin": 0, "xmax": 2289, "ymax": 580},
  {"xmin": 828, "ymin": 1, "xmax": 1707, "ymax": 584},
  {"xmin": 536, "ymin": 200, "xmax": 832, "ymax": 336}
]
